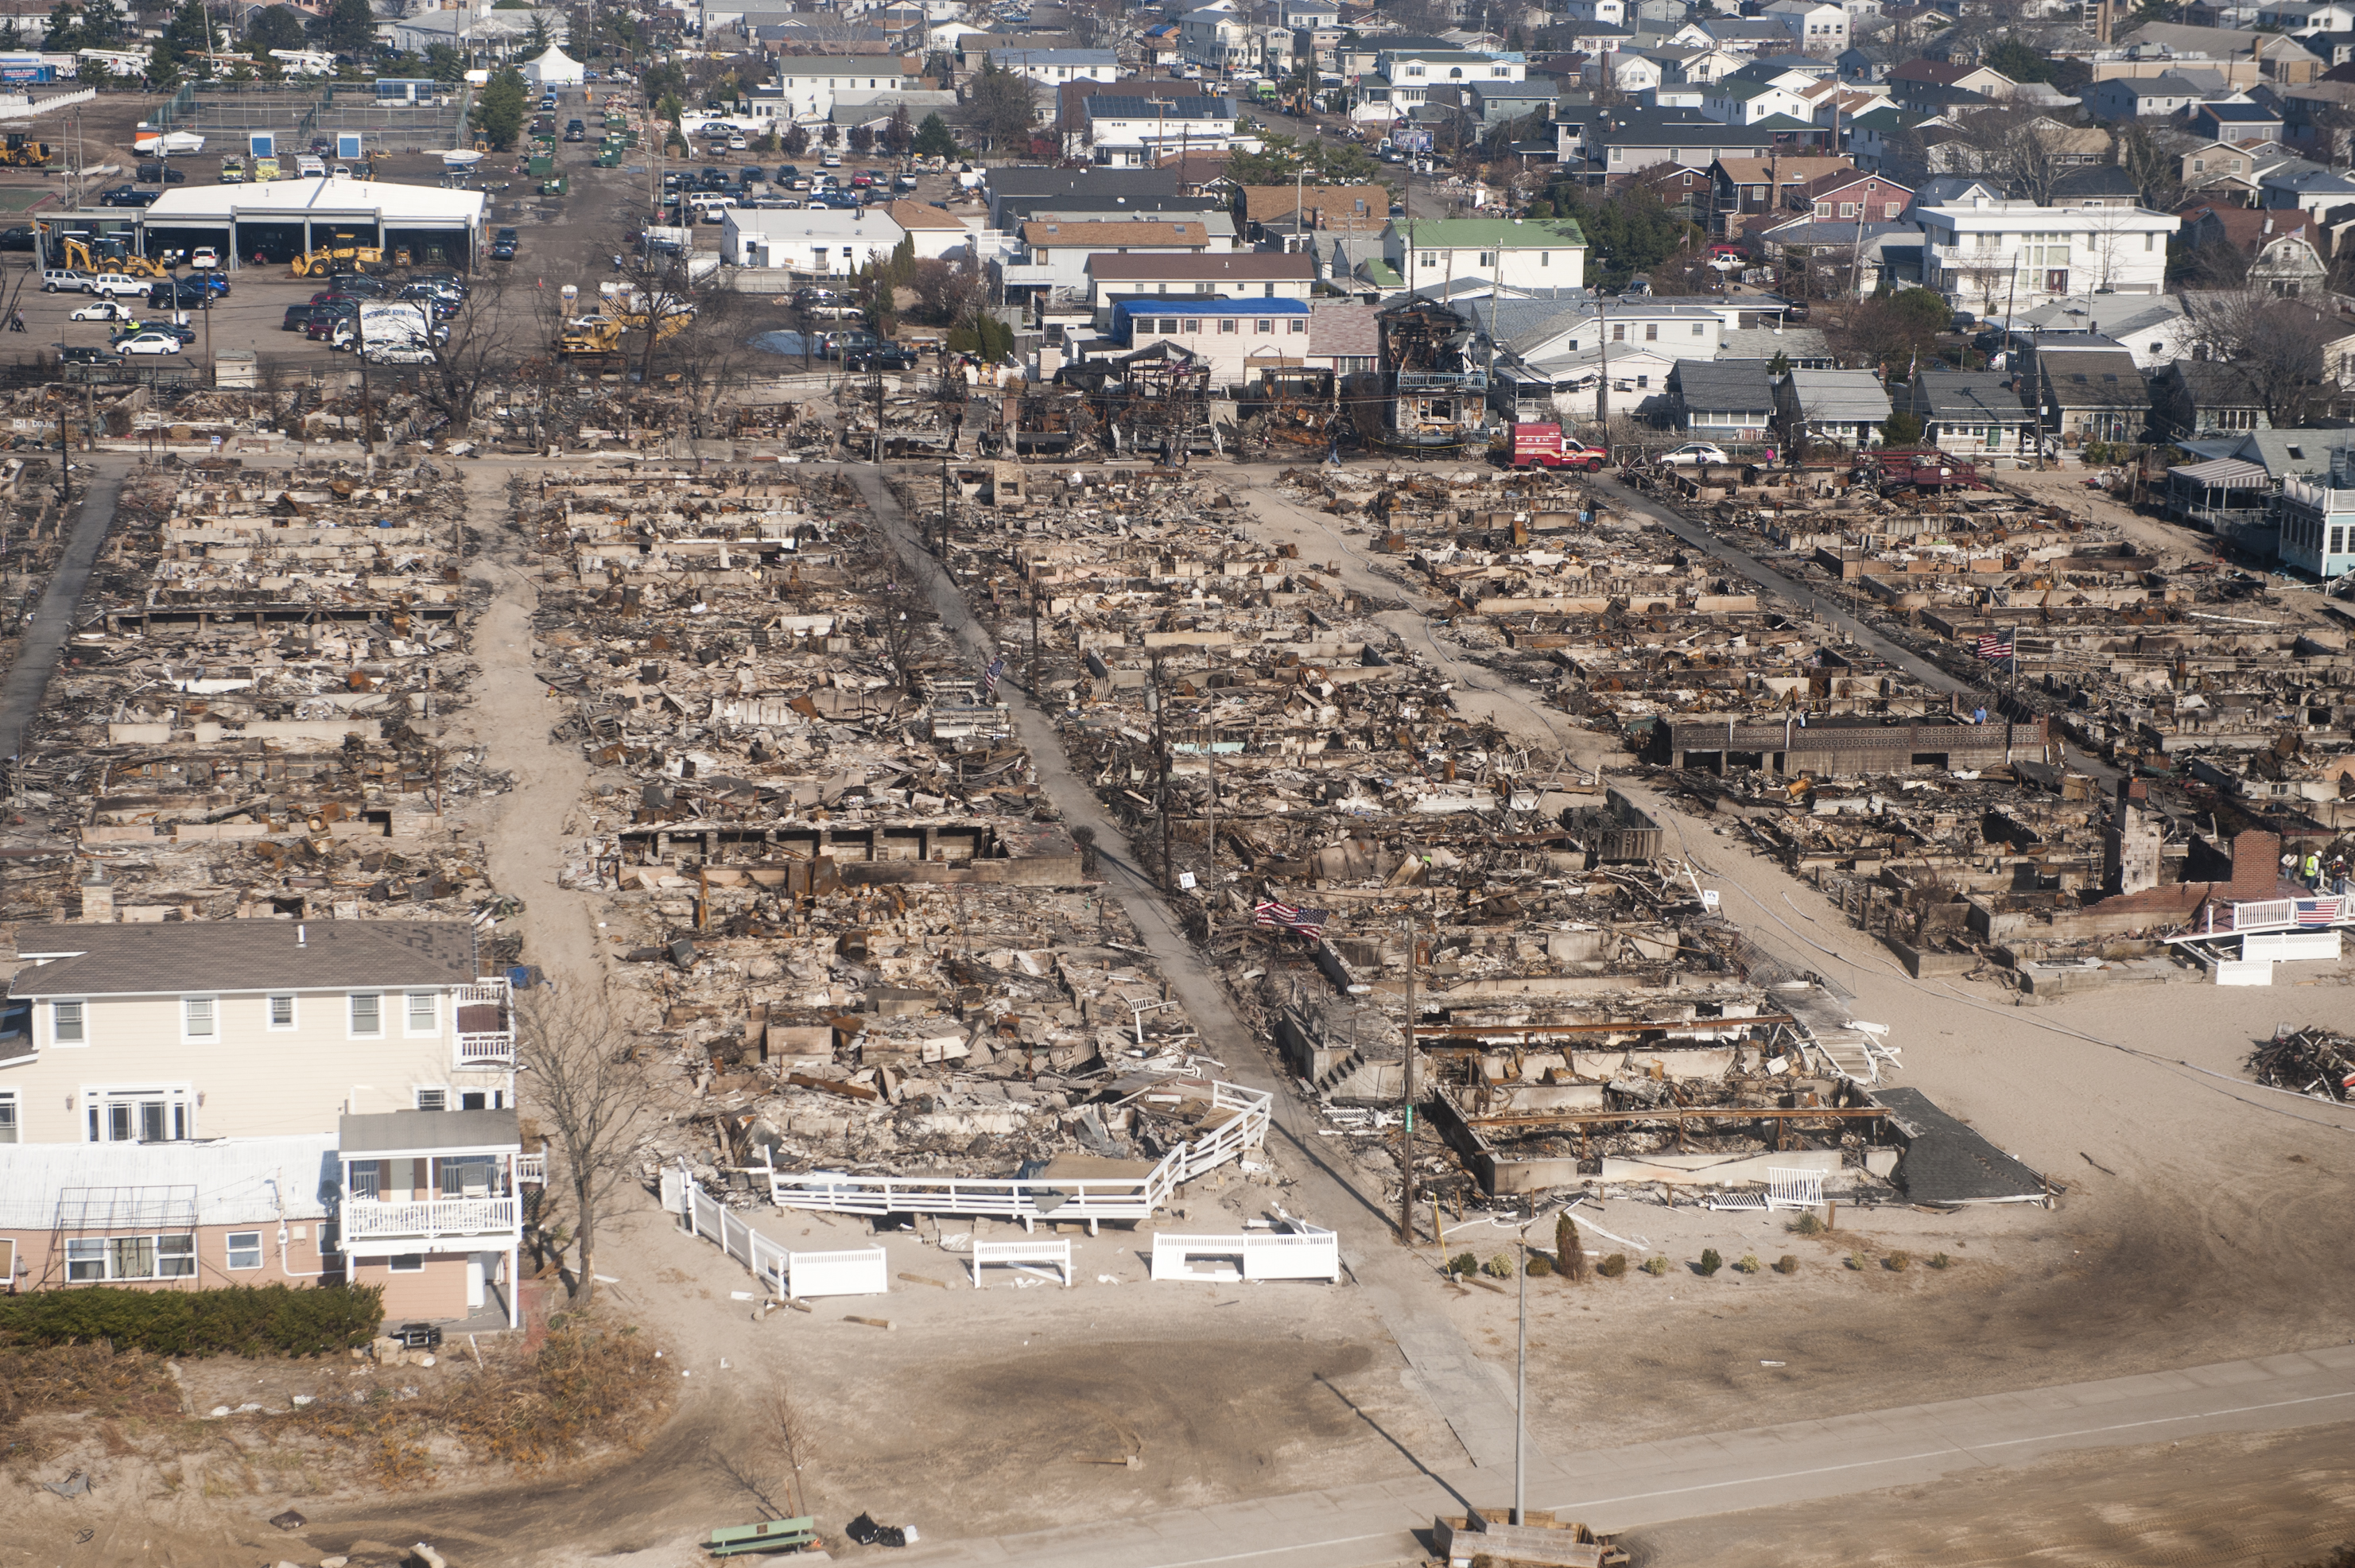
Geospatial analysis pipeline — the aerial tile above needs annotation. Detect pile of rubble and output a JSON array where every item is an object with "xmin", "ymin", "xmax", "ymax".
[
  {"xmin": 510, "ymin": 463, "xmax": 1259, "ymax": 1200},
  {"xmin": 7, "ymin": 457, "xmax": 505, "ymax": 930}
]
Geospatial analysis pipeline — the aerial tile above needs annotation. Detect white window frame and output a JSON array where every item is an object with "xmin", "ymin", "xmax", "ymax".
[
  {"xmin": 266, "ymin": 993, "xmax": 297, "ymax": 1030},
  {"xmin": 415, "ymin": 1086, "xmax": 450, "ymax": 1112},
  {"xmin": 404, "ymin": 991, "xmax": 440, "ymax": 1037},
  {"xmin": 0, "ymin": 1089, "xmax": 16, "ymax": 1144},
  {"xmin": 388, "ymin": 1253, "xmax": 425, "ymax": 1273},
  {"xmin": 65, "ymin": 1236, "xmax": 105, "ymax": 1282},
  {"xmin": 157, "ymin": 1233, "xmax": 195, "ymax": 1279},
  {"xmin": 83, "ymin": 1085, "xmax": 195, "ymax": 1144},
  {"xmin": 181, "ymin": 995, "xmax": 219, "ymax": 1044},
  {"xmin": 50, "ymin": 998, "xmax": 87, "ymax": 1047},
  {"xmin": 226, "ymin": 1230, "xmax": 263, "ymax": 1270},
  {"xmin": 349, "ymin": 992, "xmax": 383, "ymax": 1038}
]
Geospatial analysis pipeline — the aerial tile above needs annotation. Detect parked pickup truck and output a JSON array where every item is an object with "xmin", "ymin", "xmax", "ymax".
[{"xmin": 1501, "ymin": 422, "xmax": 1608, "ymax": 471}]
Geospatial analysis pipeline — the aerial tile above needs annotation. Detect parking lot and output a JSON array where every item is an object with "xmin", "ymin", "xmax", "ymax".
[{"xmin": 0, "ymin": 75, "xmax": 980, "ymax": 386}]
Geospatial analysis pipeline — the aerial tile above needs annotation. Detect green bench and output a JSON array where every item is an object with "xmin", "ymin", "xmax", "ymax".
[{"xmin": 707, "ymin": 1517, "xmax": 820, "ymax": 1558}]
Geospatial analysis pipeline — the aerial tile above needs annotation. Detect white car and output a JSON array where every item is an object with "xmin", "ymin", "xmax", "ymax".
[
  {"xmin": 115, "ymin": 330, "xmax": 184, "ymax": 355},
  {"xmin": 1658, "ymin": 442, "xmax": 1730, "ymax": 467},
  {"xmin": 727, "ymin": 134, "xmax": 747, "ymax": 149},
  {"xmin": 71, "ymin": 299, "xmax": 133, "ymax": 322},
  {"xmin": 188, "ymin": 246, "xmax": 219, "ymax": 270}
]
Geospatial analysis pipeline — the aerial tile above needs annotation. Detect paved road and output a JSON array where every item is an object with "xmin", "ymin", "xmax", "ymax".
[
  {"xmin": 844, "ymin": 462, "xmax": 1541, "ymax": 1477},
  {"xmin": 898, "ymin": 1343, "xmax": 2355, "ymax": 1568},
  {"xmin": 0, "ymin": 455, "xmax": 124, "ymax": 760}
]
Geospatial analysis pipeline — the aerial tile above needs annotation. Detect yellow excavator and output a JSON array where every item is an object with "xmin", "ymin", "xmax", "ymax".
[
  {"xmin": 290, "ymin": 241, "xmax": 385, "ymax": 277},
  {"xmin": 558, "ymin": 305, "xmax": 693, "ymax": 357},
  {"xmin": 0, "ymin": 133, "xmax": 51, "ymax": 167}
]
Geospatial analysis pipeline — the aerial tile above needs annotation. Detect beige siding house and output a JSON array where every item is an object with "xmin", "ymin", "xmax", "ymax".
[
  {"xmin": 1, "ymin": 922, "xmax": 533, "ymax": 1323},
  {"xmin": 4, "ymin": 921, "xmax": 514, "ymax": 1146}
]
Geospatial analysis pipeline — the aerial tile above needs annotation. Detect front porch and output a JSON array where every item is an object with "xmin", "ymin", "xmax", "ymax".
[{"xmin": 337, "ymin": 1108, "xmax": 541, "ymax": 1327}]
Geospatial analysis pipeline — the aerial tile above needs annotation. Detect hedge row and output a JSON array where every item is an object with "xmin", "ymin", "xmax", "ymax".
[{"xmin": 0, "ymin": 1283, "xmax": 384, "ymax": 1357}]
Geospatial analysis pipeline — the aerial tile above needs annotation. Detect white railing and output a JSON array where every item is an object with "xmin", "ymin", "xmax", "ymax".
[
  {"xmin": 458, "ymin": 979, "xmax": 512, "ymax": 1006},
  {"xmin": 456, "ymin": 1031, "xmax": 515, "ymax": 1063},
  {"xmin": 768, "ymin": 1077, "xmax": 1271, "ymax": 1228},
  {"xmin": 514, "ymin": 1154, "xmax": 546, "ymax": 1185},
  {"xmin": 343, "ymin": 1196, "xmax": 518, "ymax": 1241},
  {"xmin": 681, "ymin": 1172, "xmax": 791, "ymax": 1294}
]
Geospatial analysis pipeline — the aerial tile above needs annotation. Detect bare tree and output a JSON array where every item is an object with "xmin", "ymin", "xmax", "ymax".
[
  {"xmin": 2182, "ymin": 288, "xmax": 2334, "ymax": 427},
  {"xmin": 514, "ymin": 985, "xmax": 654, "ymax": 1310},
  {"xmin": 414, "ymin": 268, "xmax": 541, "ymax": 436},
  {"xmin": 2113, "ymin": 117, "xmax": 2194, "ymax": 212}
]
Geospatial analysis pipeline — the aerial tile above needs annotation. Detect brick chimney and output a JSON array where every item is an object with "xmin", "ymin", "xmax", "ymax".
[{"xmin": 2228, "ymin": 828, "xmax": 2284, "ymax": 901}]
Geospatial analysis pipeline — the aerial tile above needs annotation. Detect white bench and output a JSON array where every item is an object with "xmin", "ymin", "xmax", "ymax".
[
  {"xmin": 969, "ymin": 1239, "xmax": 1072, "ymax": 1288},
  {"xmin": 1150, "ymin": 1231, "xmax": 1340, "ymax": 1284},
  {"xmin": 786, "ymin": 1246, "xmax": 888, "ymax": 1298}
]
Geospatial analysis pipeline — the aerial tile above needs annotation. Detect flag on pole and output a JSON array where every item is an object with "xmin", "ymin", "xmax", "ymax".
[
  {"xmin": 982, "ymin": 655, "xmax": 1004, "ymax": 698},
  {"xmin": 1253, "ymin": 900, "xmax": 1328, "ymax": 941},
  {"xmin": 1975, "ymin": 631, "xmax": 2013, "ymax": 662}
]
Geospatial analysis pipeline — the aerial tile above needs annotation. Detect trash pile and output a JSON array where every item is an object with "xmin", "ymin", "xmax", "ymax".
[{"xmin": 2246, "ymin": 1026, "xmax": 2355, "ymax": 1102}]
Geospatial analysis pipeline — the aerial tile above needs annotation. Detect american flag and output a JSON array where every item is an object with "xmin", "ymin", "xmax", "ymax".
[
  {"xmin": 1975, "ymin": 632, "xmax": 2013, "ymax": 662},
  {"xmin": 982, "ymin": 656, "xmax": 1004, "ymax": 698},
  {"xmin": 2295, "ymin": 898, "xmax": 2344, "ymax": 927},
  {"xmin": 1253, "ymin": 900, "xmax": 1328, "ymax": 941}
]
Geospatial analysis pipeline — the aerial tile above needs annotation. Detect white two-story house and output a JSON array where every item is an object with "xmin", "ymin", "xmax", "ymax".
[
  {"xmin": 0, "ymin": 921, "xmax": 530, "ymax": 1324},
  {"xmin": 1917, "ymin": 196, "xmax": 2180, "ymax": 316}
]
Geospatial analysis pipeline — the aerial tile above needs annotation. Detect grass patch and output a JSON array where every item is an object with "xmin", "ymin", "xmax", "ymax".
[
  {"xmin": 289, "ymin": 1318, "xmax": 673, "ymax": 1485},
  {"xmin": 1695, "ymin": 1248, "xmax": 1723, "ymax": 1277},
  {"xmin": 1596, "ymin": 1253, "xmax": 1627, "ymax": 1279},
  {"xmin": 0, "ymin": 1341, "xmax": 184, "ymax": 1428},
  {"xmin": 1927, "ymin": 1252, "xmax": 1953, "ymax": 1270}
]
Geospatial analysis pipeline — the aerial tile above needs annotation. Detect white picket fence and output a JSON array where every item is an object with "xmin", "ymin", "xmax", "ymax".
[
  {"xmin": 768, "ymin": 1077, "xmax": 1271, "ymax": 1230},
  {"xmin": 670, "ymin": 1163, "xmax": 887, "ymax": 1298}
]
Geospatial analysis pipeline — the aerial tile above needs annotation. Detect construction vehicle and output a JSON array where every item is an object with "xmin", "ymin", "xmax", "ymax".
[
  {"xmin": 558, "ymin": 314, "xmax": 626, "ymax": 356},
  {"xmin": 290, "ymin": 242, "xmax": 385, "ymax": 277},
  {"xmin": 0, "ymin": 133, "xmax": 51, "ymax": 166}
]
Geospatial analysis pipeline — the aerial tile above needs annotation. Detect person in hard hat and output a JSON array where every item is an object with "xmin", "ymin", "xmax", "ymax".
[{"xmin": 2302, "ymin": 850, "xmax": 2322, "ymax": 891}]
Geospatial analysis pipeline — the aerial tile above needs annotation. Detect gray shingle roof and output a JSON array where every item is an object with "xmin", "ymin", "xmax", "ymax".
[
  {"xmin": 2042, "ymin": 349, "xmax": 2150, "ymax": 409},
  {"xmin": 340, "ymin": 1108, "xmax": 521, "ymax": 1155},
  {"xmin": 1874, "ymin": 1087, "xmax": 2048, "ymax": 1204},
  {"xmin": 1906, "ymin": 370, "xmax": 2031, "ymax": 421},
  {"xmin": 10, "ymin": 921, "xmax": 479, "ymax": 997},
  {"xmin": 1671, "ymin": 357, "xmax": 1775, "ymax": 410}
]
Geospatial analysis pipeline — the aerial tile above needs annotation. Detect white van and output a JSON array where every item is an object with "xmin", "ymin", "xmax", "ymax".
[{"xmin": 686, "ymin": 194, "xmax": 736, "ymax": 223}]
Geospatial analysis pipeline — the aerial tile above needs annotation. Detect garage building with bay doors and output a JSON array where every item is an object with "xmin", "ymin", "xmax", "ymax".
[{"xmin": 132, "ymin": 177, "xmax": 488, "ymax": 271}]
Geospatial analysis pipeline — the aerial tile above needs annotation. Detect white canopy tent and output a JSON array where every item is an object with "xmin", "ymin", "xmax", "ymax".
[{"xmin": 522, "ymin": 45, "xmax": 585, "ymax": 87}]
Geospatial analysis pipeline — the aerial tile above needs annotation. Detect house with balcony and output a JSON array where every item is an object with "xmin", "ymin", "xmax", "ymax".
[
  {"xmin": 1916, "ymin": 196, "xmax": 2178, "ymax": 316},
  {"xmin": 2270, "ymin": 461, "xmax": 2355, "ymax": 576},
  {"xmin": 339, "ymin": 1108, "xmax": 532, "ymax": 1325},
  {"xmin": 0, "ymin": 921, "xmax": 530, "ymax": 1319},
  {"xmin": 2, "ymin": 921, "xmax": 515, "ymax": 1151}
]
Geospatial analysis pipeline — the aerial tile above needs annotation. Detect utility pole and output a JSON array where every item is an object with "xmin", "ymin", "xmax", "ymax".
[
  {"xmin": 1029, "ymin": 585, "xmax": 1040, "ymax": 693},
  {"xmin": 938, "ymin": 448, "xmax": 949, "ymax": 555},
  {"xmin": 1397, "ymin": 912, "xmax": 1415, "ymax": 1245},
  {"xmin": 1513, "ymin": 1201, "xmax": 1529, "ymax": 1526},
  {"xmin": 1146, "ymin": 672, "xmax": 1171, "ymax": 892}
]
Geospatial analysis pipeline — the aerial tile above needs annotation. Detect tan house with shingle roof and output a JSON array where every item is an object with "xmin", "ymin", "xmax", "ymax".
[
  {"xmin": 1015, "ymin": 218, "xmax": 1212, "ymax": 290},
  {"xmin": 1238, "ymin": 183, "xmax": 1391, "ymax": 239}
]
